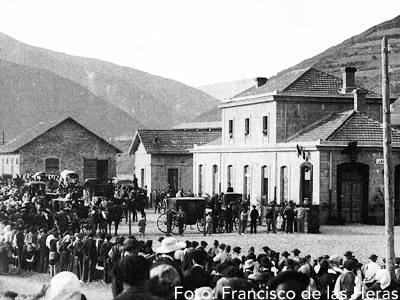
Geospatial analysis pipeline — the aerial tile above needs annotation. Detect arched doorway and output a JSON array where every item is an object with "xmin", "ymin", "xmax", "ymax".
[{"xmin": 337, "ymin": 162, "xmax": 369, "ymax": 223}]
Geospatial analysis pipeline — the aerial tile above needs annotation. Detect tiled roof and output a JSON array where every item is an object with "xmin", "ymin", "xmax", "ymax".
[
  {"xmin": 130, "ymin": 130, "xmax": 222, "ymax": 154},
  {"xmin": 202, "ymin": 137, "xmax": 222, "ymax": 146},
  {"xmin": 0, "ymin": 116, "xmax": 122, "ymax": 154},
  {"xmin": 173, "ymin": 121, "xmax": 222, "ymax": 131},
  {"xmin": 232, "ymin": 67, "xmax": 371, "ymax": 99},
  {"xmin": 289, "ymin": 110, "xmax": 400, "ymax": 144},
  {"xmin": 288, "ymin": 111, "xmax": 354, "ymax": 142},
  {"xmin": 329, "ymin": 113, "xmax": 400, "ymax": 144}
]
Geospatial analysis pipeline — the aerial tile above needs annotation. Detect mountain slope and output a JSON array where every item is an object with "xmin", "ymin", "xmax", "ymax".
[
  {"xmin": 0, "ymin": 32, "xmax": 220, "ymax": 131},
  {"xmin": 197, "ymin": 78, "xmax": 255, "ymax": 101},
  {"xmin": 0, "ymin": 60, "xmax": 142, "ymax": 140}
]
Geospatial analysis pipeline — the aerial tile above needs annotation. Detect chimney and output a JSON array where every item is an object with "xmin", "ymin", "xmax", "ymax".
[
  {"xmin": 255, "ymin": 77, "xmax": 268, "ymax": 88},
  {"xmin": 341, "ymin": 67, "xmax": 357, "ymax": 93},
  {"xmin": 352, "ymin": 88, "xmax": 368, "ymax": 113}
]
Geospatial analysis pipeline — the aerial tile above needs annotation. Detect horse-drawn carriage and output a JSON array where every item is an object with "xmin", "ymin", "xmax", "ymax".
[{"xmin": 157, "ymin": 197, "xmax": 208, "ymax": 234}]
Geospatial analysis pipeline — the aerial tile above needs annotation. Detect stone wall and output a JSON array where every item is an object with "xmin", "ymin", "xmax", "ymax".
[{"xmin": 19, "ymin": 118, "xmax": 118, "ymax": 182}]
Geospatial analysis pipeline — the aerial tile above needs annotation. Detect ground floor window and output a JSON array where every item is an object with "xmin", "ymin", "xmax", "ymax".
[
  {"xmin": 261, "ymin": 166, "xmax": 268, "ymax": 205},
  {"xmin": 280, "ymin": 166, "xmax": 288, "ymax": 203},
  {"xmin": 168, "ymin": 168, "xmax": 178, "ymax": 194},
  {"xmin": 300, "ymin": 163, "xmax": 313, "ymax": 204},
  {"xmin": 212, "ymin": 165, "xmax": 218, "ymax": 195},
  {"xmin": 243, "ymin": 165, "xmax": 250, "ymax": 200}
]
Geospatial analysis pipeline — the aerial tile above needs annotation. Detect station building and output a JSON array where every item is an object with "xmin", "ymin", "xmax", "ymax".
[{"xmin": 190, "ymin": 67, "xmax": 400, "ymax": 224}]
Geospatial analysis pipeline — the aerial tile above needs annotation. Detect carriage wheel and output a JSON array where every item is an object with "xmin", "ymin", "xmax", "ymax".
[
  {"xmin": 157, "ymin": 214, "xmax": 168, "ymax": 233},
  {"xmin": 217, "ymin": 217, "xmax": 226, "ymax": 233},
  {"xmin": 172, "ymin": 217, "xmax": 186, "ymax": 235},
  {"xmin": 197, "ymin": 218, "xmax": 205, "ymax": 232}
]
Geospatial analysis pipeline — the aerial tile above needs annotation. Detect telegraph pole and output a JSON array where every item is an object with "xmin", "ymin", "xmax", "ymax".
[{"xmin": 382, "ymin": 36, "xmax": 395, "ymax": 277}]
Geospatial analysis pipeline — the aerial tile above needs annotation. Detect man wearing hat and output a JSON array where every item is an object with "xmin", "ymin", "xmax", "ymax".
[
  {"xmin": 362, "ymin": 254, "xmax": 380, "ymax": 286},
  {"xmin": 232, "ymin": 247, "xmax": 242, "ymax": 261},
  {"xmin": 250, "ymin": 205, "xmax": 259, "ymax": 234},
  {"xmin": 242, "ymin": 259, "xmax": 255, "ymax": 278},
  {"xmin": 153, "ymin": 237, "xmax": 186, "ymax": 275},
  {"xmin": 183, "ymin": 248, "xmax": 212, "ymax": 292},
  {"xmin": 333, "ymin": 260, "xmax": 362, "ymax": 300},
  {"xmin": 292, "ymin": 249, "xmax": 301, "ymax": 263}
]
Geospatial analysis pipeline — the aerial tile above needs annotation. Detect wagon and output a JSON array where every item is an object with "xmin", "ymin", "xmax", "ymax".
[{"xmin": 157, "ymin": 197, "xmax": 207, "ymax": 234}]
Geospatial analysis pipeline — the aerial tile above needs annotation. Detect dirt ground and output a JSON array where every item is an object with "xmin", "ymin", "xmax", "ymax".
[{"xmin": 2, "ymin": 208, "xmax": 400, "ymax": 299}]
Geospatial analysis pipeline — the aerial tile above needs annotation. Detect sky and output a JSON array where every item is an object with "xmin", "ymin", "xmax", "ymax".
[{"xmin": 0, "ymin": 0, "xmax": 399, "ymax": 87}]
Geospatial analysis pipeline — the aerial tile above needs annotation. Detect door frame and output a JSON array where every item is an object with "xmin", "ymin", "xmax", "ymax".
[{"xmin": 337, "ymin": 162, "xmax": 369, "ymax": 223}]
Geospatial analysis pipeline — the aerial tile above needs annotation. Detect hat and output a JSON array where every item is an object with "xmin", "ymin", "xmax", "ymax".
[
  {"xmin": 369, "ymin": 254, "xmax": 378, "ymax": 260},
  {"xmin": 329, "ymin": 255, "xmax": 342, "ymax": 265},
  {"xmin": 153, "ymin": 237, "xmax": 186, "ymax": 254},
  {"xmin": 344, "ymin": 251, "xmax": 353, "ymax": 257},
  {"xmin": 292, "ymin": 249, "xmax": 301, "ymax": 255},
  {"xmin": 262, "ymin": 246, "xmax": 270, "ymax": 252},
  {"xmin": 243, "ymin": 259, "xmax": 255, "ymax": 269},
  {"xmin": 45, "ymin": 271, "xmax": 81, "ymax": 300},
  {"xmin": 281, "ymin": 251, "xmax": 290, "ymax": 258},
  {"xmin": 201, "ymin": 241, "xmax": 208, "ymax": 247},
  {"xmin": 233, "ymin": 246, "xmax": 241, "ymax": 253},
  {"xmin": 343, "ymin": 260, "xmax": 356, "ymax": 271},
  {"xmin": 252, "ymin": 205, "xmax": 256, "ymax": 208},
  {"xmin": 158, "ymin": 237, "xmax": 164, "ymax": 243},
  {"xmin": 123, "ymin": 238, "xmax": 141, "ymax": 252},
  {"xmin": 193, "ymin": 287, "xmax": 213, "ymax": 300}
]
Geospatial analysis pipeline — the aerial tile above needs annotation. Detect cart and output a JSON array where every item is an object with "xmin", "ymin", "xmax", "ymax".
[{"xmin": 157, "ymin": 197, "xmax": 207, "ymax": 234}]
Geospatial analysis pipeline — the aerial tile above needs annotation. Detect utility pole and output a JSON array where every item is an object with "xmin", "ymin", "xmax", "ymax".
[{"xmin": 382, "ymin": 36, "xmax": 395, "ymax": 277}]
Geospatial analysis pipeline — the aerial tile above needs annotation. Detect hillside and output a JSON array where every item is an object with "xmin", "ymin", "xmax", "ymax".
[
  {"xmin": 0, "ymin": 60, "xmax": 142, "ymax": 140},
  {"xmin": 276, "ymin": 15, "xmax": 400, "ymax": 99},
  {"xmin": 197, "ymin": 78, "xmax": 254, "ymax": 101},
  {"xmin": 0, "ymin": 32, "xmax": 220, "ymax": 134},
  {"xmin": 196, "ymin": 15, "xmax": 400, "ymax": 122}
]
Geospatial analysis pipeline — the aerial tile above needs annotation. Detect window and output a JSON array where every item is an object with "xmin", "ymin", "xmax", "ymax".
[
  {"xmin": 263, "ymin": 116, "xmax": 268, "ymax": 136},
  {"xmin": 212, "ymin": 165, "xmax": 218, "ymax": 195},
  {"xmin": 45, "ymin": 158, "xmax": 59, "ymax": 174},
  {"xmin": 6, "ymin": 158, "xmax": 8, "ymax": 164},
  {"xmin": 198, "ymin": 165, "xmax": 204, "ymax": 195},
  {"xmin": 245, "ymin": 118, "xmax": 250, "ymax": 135},
  {"xmin": 15, "ymin": 158, "xmax": 18, "ymax": 165},
  {"xmin": 280, "ymin": 166, "xmax": 288, "ymax": 203},
  {"xmin": 261, "ymin": 166, "xmax": 268, "ymax": 205},
  {"xmin": 141, "ymin": 168, "xmax": 145, "ymax": 188},
  {"xmin": 229, "ymin": 120, "xmax": 233, "ymax": 138},
  {"xmin": 227, "ymin": 165, "xmax": 233, "ymax": 188},
  {"xmin": 243, "ymin": 165, "xmax": 250, "ymax": 199}
]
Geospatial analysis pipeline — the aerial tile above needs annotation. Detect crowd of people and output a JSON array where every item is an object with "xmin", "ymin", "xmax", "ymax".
[{"xmin": 1, "ymin": 216, "xmax": 400, "ymax": 300}]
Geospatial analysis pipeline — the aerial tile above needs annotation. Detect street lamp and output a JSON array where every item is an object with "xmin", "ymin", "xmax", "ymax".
[{"xmin": 382, "ymin": 36, "xmax": 395, "ymax": 277}]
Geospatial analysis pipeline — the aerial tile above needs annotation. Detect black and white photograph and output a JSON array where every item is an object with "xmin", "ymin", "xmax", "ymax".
[{"xmin": 1, "ymin": 1, "xmax": 400, "ymax": 299}]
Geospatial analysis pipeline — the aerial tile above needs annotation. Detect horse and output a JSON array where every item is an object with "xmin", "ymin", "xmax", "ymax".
[{"xmin": 106, "ymin": 202, "xmax": 124, "ymax": 236}]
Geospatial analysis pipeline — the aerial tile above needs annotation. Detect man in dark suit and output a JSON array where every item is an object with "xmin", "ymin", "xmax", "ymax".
[
  {"xmin": 81, "ymin": 232, "xmax": 97, "ymax": 282},
  {"xmin": 183, "ymin": 249, "xmax": 212, "ymax": 292}
]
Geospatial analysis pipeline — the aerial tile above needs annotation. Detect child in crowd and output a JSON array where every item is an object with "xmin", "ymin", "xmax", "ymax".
[
  {"xmin": 276, "ymin": 213, "xmax": 283, "ymax": 232},
  {"xmin": 138, "ymin": 214, "xmax": 146, "ymax": 238},
  {"xmin": 206, "ymin": 212, "xmax": 213, "ymax": 235}
]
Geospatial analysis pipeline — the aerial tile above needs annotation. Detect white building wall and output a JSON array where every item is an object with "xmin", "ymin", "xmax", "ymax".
[
  {"xmin": 222, "ymin": 101, "xmax": 277, "ymax": 147},
  {"xmin": 0, "ymin": 154, "xmax": 20, "ymax": 177},
  {"xmin": 134, "ymin": 142, "xmax": 152, "ymax": 190},
  {"xmin": 193, "ymin": 147, "xmax": 321, "ymax": 206}
]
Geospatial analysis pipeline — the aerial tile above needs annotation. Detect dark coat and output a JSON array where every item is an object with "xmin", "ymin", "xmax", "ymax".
[{"xmin": 183, "ymin": 265, "xmax": 211, "ymax": 292}]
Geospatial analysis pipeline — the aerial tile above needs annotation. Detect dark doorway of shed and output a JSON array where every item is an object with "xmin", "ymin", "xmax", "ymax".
[
  {"xmin": 97, "ymin": 160, "xmax": 109, "ymax": 179},
  {"xmin": 168, "ymin": 168, "xmax": 178, "ymax": 193},
  {"xmin": 337, "ymin": 162, "xmax": 369, "ymax": 223},
  {"xmin": 84, "ymin": 159, "xmax": 109, "ymax": 179}
]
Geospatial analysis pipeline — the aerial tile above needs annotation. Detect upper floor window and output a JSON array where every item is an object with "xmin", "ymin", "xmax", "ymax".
[
  {"xmin": 245, "ymin": 118, "xmax": 250, "ymax": 135},
  {"xmin": 229, "ymin": 120, "xmax": 233, "ymax": 138},
  {"xmin": 263, "ymin": 116, "xmax": 268, "ymax": 136},
  {"xmin": 6, "ymin": 158, "xmax": 8, "ymax": 164}
]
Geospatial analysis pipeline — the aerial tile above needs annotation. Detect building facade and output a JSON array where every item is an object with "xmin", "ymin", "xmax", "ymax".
[
  {"xmin": 191, "ymin": 67, "xmax": 400, "ymax": 224},
  {"xmin": 129, "ymin": 129, "xmax": 221, "ymax": 194},
  {"xmin": 0, "ymin": 117, "xmax": 121, "ymax": 182}
]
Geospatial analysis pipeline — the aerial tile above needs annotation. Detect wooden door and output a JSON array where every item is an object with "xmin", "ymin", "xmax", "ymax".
[
  {"xmin": 168, "ymin": 169, "xmax": 178, "ymax": 192},
  {"xmin": 341, "ymin": 176, "xmax": 363, "ymax": 222}
]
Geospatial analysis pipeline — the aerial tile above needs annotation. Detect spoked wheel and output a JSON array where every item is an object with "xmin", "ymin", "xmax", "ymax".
[
  {"xmin": 157, "ymin": 213, "xmax": 168, "ymax": 233},
  {"xmin": 197, "ymin": 218, "xmax": 205, "ymax": 232},
  {"xmin": 172, "ymin": 217, "xmax": 186, "ymax": 235}
]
